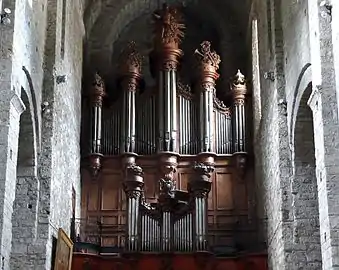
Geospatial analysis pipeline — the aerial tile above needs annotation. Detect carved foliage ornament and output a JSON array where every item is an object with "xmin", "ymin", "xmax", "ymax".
[
  {"xmin": 126, "ymin": 190, "xmax": 142, "ymax": 199},
  {"xmin": 153, "ymin": 4, "xmax": 185, "ymax": 45},
  {"xmin": 195, "ymin": 41, "xmax": 221, "ymax": 70},
  {"xmin": 119, "ymin": 41, "xmax": 143, "ymax": 73},
  {"xmin": 163, "ymin": 60, "xmax": 178, "ymax": 71},
  {"xmin": 126, "ymin": 164, "xmax": 144, "ymax": 177},
  {"xmin": 90, "ymin": 73, "xmax": 106, "ymax": 107}
]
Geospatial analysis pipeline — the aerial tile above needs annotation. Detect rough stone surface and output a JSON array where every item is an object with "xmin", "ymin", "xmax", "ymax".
[
  {"xmin": 0, "ymin": 0, "xmax": 83, "ymax": 268},
  {"xmin": 0, "ymin": 0, "xmax": 339, "ymax": 269}
]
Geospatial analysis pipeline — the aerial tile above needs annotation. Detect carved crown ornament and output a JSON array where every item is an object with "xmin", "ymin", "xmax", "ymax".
[
  {"xmin": 193, "ymin": 162, "xmax": 215, "ymax": 178},
  {"xmin": 90, "ymin": 72, "xmax": 106, "ymax": 107},
  {"xmin": 231, "ymin": 69, "xmax": 247, "ymax": 99},
  {"xmin": 194, "ymin": 41, "xmax": 221, "ymax": 71},
  {"xmin": 119, "ymin": 41, "xmax": 143, "ymax": 75},
  {"xmin": 153, "ymin": 4, "xmax": 185, "ymax": 46}
]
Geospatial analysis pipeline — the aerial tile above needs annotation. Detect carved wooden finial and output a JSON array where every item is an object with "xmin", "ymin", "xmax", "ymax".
[
  {"xmin": 90, "ymin": 72, "xmax": 106, "ymax": 107},
  {"xmin": 231, "ymin": 69, "xmax": 247, "ymax": 100},
  {"xmin": 119, "ymin": 41, "xmax": 143, "ymax": 75},
  {"xmin": 194, "ymin": 41, "xmax": 221, "ymax": 70}
]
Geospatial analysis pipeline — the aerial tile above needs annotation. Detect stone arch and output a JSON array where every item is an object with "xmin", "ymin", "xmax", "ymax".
[
  {"xmin": 10, "ymin": 87, "xmax": 40, "ymax": 269},
  {"xmin": 291, "ymin": 82, "xmax": 322, "ymax": 268},
  {"xmin": 290, "ymin": 63, "xmax": 312, "ymax": 145}
]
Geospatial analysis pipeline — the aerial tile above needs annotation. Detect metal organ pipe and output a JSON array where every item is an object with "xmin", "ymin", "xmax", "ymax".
[
  {"xmin": 194, "ymin": 41, "xmax": 221, "ymax": 153},
  {"xmin": 231, "ymin": 70, "xmax": 248, "ymax": 153},
  {"xmin": 190, "ymin": 161, "xmax": 214, "ymax": 251},
  {"xmin": 118, "ymin": 41, "xmax": 143, "ymax": 154},
  {"xmin": 153, "ymin": 4, "xmax": 184, "ymax": 153},
  {"xmin": 87, "ymin": 73, "xmax": 106, "ymax": 178},
  {"xmin": 123, "ymin": 164, "xmax": 144, "ymax": 252}
]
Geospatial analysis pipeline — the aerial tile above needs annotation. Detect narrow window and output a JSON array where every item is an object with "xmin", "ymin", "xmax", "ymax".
[
  {"xmin": 266, "ymin": 0, "xmax": 273, "ymax": 55},
  {"xmin": 61, "ymin": 0, "xmax": 67, "ymax": 59},
  {"xmin": 252, "ymin": 18, "xmax": 262, "ymax": 138}
]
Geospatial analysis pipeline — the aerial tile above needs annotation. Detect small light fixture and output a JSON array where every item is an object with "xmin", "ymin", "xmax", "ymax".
[
  {"xmin": 0, "ymin": 8, "xmax": 11, "ymax": 25},
  {"xmin": 264, "ymin": 71, "xmax": 275, "ymax": 82}
]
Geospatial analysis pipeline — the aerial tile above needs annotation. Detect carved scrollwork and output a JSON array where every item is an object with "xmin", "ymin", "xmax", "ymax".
[
  {"xmin": 163, "ymin": 60, "xmax": 178, "ymax": 71},
  {"xmin": 126, "ymin": 190, "xmax": 142, "ymax": 199},
  {"xmin": 119, "ymin": 41, "xmax": 143, "ymax": 74},
  {"xmin": 193, "ymin": 162, "xmax": 215, "ymax": 178},
  {"xmin": 177, "ymin": 79, "xmax": 194, "ymax": 99},
  {"xmin": 153, "ymin": 4, "xmax": 185, "ymax": 45},
  {"xmin": 195, "ymin": 41, "xmax": 221, "ymax": 70},
  {"xmin": 202, "ymin": 82, "xmax": 215, "ymax": 92},
  {"xmin": 90, "ymin": 73, "xmax": 106, "ymax": 107}
]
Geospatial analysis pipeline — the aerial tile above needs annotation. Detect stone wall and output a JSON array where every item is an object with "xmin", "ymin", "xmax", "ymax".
[{"xmin": 0, "ymin": 0, "xmax": 84, "ymax": 268}]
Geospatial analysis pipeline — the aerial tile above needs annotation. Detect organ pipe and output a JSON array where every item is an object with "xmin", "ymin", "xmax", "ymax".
[
  {"xmin": 189, "ymin": 156, "xmax": 214, "ymax": 251},
  {"xmin": 153, "ymin": 4, "xmax": 184, "ymax": 152},
  {"xmin": 194, "ymin": 41, "xmax": 221, "ymax": 153},
  {"xmin": 88, "ymin": 73, "xmax": 106, "ymax": 178},
  {"xmin": 232, "ymin": 70, "xmax": 247, "ymax": 153},
  {"xmin": 231, "ymin": 70, "xmax": 248, "ymax": 177},
  {"xmin": 123, "ymin": 164, "xmax": 144, "ymax": 251},
  {"xmin": 119, "ymin": 41, "xmax": 143, "ymax": 154}
]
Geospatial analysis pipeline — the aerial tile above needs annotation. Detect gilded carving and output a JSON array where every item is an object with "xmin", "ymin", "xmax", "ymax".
[
  {"xmin": 195, "ymin": 41, "xmax": 221, "ymax": 70},
  {"xmin": 153, "ymin": 4, "xmax": 185, "ymax": 45}
]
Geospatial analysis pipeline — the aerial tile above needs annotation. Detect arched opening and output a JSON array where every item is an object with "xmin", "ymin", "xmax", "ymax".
[
  {"xmin": 292, "ymin": 83, "xmax": 322, "ymax": 268},
  {"xmin": 10, "ymin": 88, "xmax": 39, "ymax": 269}
]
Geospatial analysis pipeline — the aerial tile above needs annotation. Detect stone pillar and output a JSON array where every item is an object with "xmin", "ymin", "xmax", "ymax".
[
  {"xmin": 189, "ymin": 154, "xmax": 215, "ymax": 251},
  {"xmin": 194, "ymin": 41, "xmax": 220, "ymax": 153},
  {"xmin": 307, "ymin": 1, "xmax": 339, "ymax": 269},
  {"xmin": 123, "ymin": 164, "xmax": 144, "ymax": 252},
  {"xmin": 88, "ymin": 73, "xmax": 106, "ymax": 178},
  {"xmin": 119, "ymin": 41, "xmax": 142, "ymax": 154},
  {"xmin": 152, "ymin": 4, "xmax": 184, "ymax": 152}
]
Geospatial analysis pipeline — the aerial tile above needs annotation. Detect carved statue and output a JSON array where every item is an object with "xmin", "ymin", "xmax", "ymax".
[
  {"xmin": 159, "ymin": 177, "xmax": 175, "ymax": 198},
  {"xmin": 153, "ymin": 4, "xmax": 185, "ymax": 45}
]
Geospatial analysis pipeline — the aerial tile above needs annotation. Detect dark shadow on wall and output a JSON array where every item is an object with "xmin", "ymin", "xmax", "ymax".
[{"xmin": 292, "ymin": 83, "xmax": 322, "ymax": 268}]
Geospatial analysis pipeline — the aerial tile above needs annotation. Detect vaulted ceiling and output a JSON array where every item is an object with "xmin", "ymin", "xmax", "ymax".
[{"xmin": 82, "ymin": 0, "xmax": 253, "ymax": 94}]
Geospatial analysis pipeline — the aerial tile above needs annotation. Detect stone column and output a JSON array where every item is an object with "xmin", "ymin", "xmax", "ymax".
[
  {"xmin": 189, "ymin": 154, "xmax": 215, "ymax": 251},
  {"xmin": 307, "ymin": 1, "xmax": 339, "ymax": 269},
  {"xmin": 194, "ymin": 41, "xmax": 221, "ymax": 153},
  {"xmin": 152, "ymin": 4, "xmax": 184, "ymax": 152},
  {"xmin": 123, "ymin": 164, "xmax": 144, "ymax": 252},
  {"xmin": 119, "ymin": 41, "xmax": 142, "ymax": 154},
  {"xmin": 88, "ymin": 73, "xmax": 106, "ymax": 178}
]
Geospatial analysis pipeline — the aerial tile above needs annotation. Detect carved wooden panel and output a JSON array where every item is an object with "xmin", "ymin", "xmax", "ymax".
[{"xmin": 81, "ymin": 156, "xmax": 251, "ymax": 248}]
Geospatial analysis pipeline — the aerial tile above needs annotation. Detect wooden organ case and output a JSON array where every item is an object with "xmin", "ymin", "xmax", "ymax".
[{"xmin": 75, "ymin": 4, "xmax": 267, "ymax": 270}]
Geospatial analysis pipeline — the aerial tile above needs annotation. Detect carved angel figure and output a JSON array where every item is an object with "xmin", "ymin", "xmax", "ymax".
[
  {"xmin": 153, "ymin": 4, "xmax": 185, "ymax": 44},
  {"xmin": 159, "ymin": 177, "xmax": 175, "ymax": 198}
]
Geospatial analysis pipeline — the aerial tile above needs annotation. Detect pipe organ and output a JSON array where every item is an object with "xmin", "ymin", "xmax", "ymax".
[{"xmin": 82, "ymin": 3, "xmax": 257, "ymax": 259}]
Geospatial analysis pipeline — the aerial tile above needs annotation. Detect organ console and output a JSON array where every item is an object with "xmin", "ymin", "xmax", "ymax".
[{"xmin": 77, "ymin": 3, "xmax": 267, "ymax": 270}]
